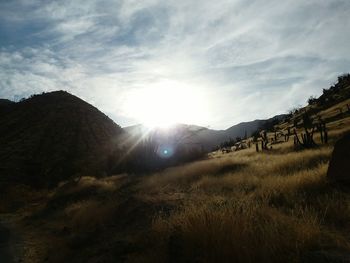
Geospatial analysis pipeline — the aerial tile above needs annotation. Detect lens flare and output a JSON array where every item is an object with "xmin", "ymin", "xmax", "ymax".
[{"xmin": 156, "ymin": 144, "xmax": 175, "ymax": 159}]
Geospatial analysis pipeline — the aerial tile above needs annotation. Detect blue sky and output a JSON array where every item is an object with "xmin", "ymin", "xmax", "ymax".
[{"xmin": 0, "ymin": 0, "xmax": 349, "ymax": 129}]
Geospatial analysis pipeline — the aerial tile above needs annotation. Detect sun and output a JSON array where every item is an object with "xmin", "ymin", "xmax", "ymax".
[{"xmin": 123, "ymin": 80, "xmax": 209, "ymax": 128}]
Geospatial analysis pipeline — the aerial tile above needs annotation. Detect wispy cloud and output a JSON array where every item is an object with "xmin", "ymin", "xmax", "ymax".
[{"xmin": 0, "ymin": 0, "xmax": 349, "ymax": 128}]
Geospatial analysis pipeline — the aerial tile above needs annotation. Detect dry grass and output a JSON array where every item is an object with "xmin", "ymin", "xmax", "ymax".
[
  {"xmin": 64, "ymin": 199, "xmax": 116, "ymax": 231},
  {"xmin": 140, "ymin": 157, "xmax": 248, "ymax": 193},
  {"xmin": 14, "ymin": 118, "xmax": 350, "ymax": 262},
  {"xmin": 55, "ymin": 175, "xmax": 124, "ymax": 195},
  {"xmin": 316, "ymin": 98, "xmax": 350, "ymax": 120},
  {"xmin": 140, "ymin": 145, "xmax": 332, "ymax": 194},
  {"xmin": 21, "ymin": 175, "xmax": 136, "ymax": 262},
  {"xmin": 134, "ymin": 127, "xmax": 350, "ymax": 262},
  {"xmin": 149, "ymin": 201, "xmax": 327, "ymax": 263},
  {"xmin": 0, "ymin": 184, "xmax": 48, "ymax": 213}
]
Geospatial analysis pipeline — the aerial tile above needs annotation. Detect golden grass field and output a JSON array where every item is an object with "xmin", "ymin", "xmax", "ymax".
[
  {"xmin": 135, "ymin": 119, "xmax": 350, "ymax": 262},
  {"xmin": 2, "ymin": 116, "xmax": 350, "ymax": 262}
]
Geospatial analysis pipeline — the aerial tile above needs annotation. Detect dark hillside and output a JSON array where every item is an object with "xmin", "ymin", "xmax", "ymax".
[
  {"xmin": 0, "ymin": 99, "xmax": 15, "ymax": 114},
  {"xmin": 0, "ymin": 99, "xmax": 14, "ymax": 107},
  {"xmin": 0, "ymin": 91, "xmax": 124, "ymax": 187}
]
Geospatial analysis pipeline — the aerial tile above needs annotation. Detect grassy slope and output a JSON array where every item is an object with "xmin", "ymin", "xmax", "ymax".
[
  {"xmin": 136, "ymin": 118, "xmax": 350, "ymax": 262},
  {"xmin": 2, "ymin": 110, "xmax": 350, "ymax": 262}
]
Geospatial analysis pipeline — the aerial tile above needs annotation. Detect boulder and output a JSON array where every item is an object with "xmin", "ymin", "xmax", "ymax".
[{"xmin": 327, "ymin": 133, "xmax": 350, "ymax": 185}]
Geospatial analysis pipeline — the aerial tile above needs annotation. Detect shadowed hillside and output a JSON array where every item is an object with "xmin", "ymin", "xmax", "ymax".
[
  {"xmin": 0, "ymin": 91, "xmax": 124, "ymax": 187},
  {"xmin": 0, "ymin": 99, "xmax": 14, "ymax": 107}
]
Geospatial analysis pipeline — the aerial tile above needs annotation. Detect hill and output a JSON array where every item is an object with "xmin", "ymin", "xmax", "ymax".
[
  {"xmin": 225, "ymin": 114, "xmax": 286, "ymax": 138},
  {"xmin": 0, "ymin": 99, "xmax": 14, "ymax": 107},
  {"xmin": 276, "ymin": 74, "xmax": 350, "ymax": 132},
  {"xmin": 0, "ymin": 91, "xmax": 124, "ymax": 187},
  {"xmin": 124, "ymin": 114, "xmax": 287, "ymax": 151}
]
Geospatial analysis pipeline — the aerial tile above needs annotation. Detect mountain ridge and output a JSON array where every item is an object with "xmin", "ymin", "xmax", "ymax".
[{"xmin": 124, "ymin": 114, "xmax": 287, "ymax": 151}]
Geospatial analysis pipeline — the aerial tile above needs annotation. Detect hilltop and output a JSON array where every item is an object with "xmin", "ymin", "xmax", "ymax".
[
  {"xmin": 0, "ymin": 91, "xmax": 124, "ymax": 187},
  {"xmin": 0, "ymin": 99, "xmax": 14, "ymax": 107}
]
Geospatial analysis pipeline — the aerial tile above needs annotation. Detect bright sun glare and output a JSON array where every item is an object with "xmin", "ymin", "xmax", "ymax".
[{"xmin": 123, "ymin": 80, "xmax": 209, "ymax": 128}]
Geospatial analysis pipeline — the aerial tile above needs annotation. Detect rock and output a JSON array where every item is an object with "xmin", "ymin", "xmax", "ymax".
[{"xmin": 327, "ymin": 133, "xmax": 350, "ymax": 185}]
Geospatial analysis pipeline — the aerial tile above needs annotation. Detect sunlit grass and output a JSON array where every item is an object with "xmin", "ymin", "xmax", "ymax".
[{"xmin": 133, "ymin": 128, "xmax": 350, "ymax": 262}]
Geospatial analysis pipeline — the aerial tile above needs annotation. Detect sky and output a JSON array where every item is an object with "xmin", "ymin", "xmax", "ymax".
[{"xmin": 0, "ymin": 0, "xmax": 349, "ymax": 129}]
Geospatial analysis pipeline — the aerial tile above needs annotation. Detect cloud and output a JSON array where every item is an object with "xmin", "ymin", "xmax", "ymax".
[{"xmin": 0, "ymin": 0, "xmax": 349, "ymax": 129}]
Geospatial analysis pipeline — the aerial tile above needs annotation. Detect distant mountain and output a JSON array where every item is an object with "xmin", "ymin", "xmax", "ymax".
[
  {"xmin": 0, "ymin": 91, "xmax": 124, "ymax": 187},
  {"xmin": 225, "ymin": 114, "xmax": 287, "ymax": 139},
  {"xmin": 196, "ymin": 114, "xmax": 287, "ymax": 150},
  {"xmin": 123, "ymin": 114, "xmax": 287, "ymax": 151}
]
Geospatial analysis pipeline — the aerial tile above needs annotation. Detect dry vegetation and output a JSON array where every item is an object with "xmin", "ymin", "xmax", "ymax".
[
  {"xmin": 3, "ymin": 118, "xmax": 350, "ymax": 262},
  {"xmin": 135, "ymin": 141, "xmax": 350, "ymax": 263}
]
